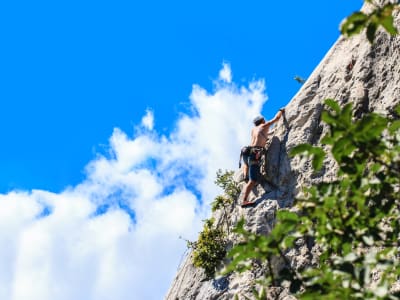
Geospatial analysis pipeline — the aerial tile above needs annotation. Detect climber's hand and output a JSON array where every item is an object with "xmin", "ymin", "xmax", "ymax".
[{"xmin": 279, "ymin": 107, "xmax": 285, "ymax": 113}]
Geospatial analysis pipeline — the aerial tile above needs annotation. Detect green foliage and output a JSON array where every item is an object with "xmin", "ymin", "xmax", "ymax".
[
  {"xmin": 214, "ymin": 169, "xmax": 241, "ymax": 202},
  {"xmin": 212, "ymin": 195, "xmax": 229, "ymax": 212},
  {"xmin": 294, "ymin": 100, "xmax": 400, "ymax": 299},
  {"xmin": 190, "ymin": 170, "xmax": 239, "ymax": 278},
  {"xmin": 212, "ymin": 169, "xmax": 240, "ymax": 234},
  {"xmin": 224, "ymin": 211, "xmax": 303, "ymax": 292},
  {"xmin": 226, "ymin": 99, "xmax": 400, "ymax": 299},
  {"xmin": 341, "ymin": 3, "xmax": 399, "ymax": 43},
  {"xmin": 191, "ymin": 218, "xmax": 227, "ymax": 279},
  {"xmin": 212, "ymin": 169, "xmax": 240, "ymax": 212}
]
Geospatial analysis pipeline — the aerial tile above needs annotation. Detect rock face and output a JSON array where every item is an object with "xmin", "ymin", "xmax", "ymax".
[{"xmin": 166, "ymin": 3, "xmax": 400, "ymax": 300}]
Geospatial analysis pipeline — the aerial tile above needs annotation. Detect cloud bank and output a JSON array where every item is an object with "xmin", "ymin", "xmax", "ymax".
[{"xmin": 0, "ymin": 65, "xmax": 267, "ymax": 300}]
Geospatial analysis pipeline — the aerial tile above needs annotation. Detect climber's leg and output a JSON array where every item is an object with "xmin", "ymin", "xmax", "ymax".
[
  {"xmin": 241, "ymin": 161, "xmax": 260, "ymax": 207},
  {"xmin": 241, "ymin": 179, "xmax": 256, "ymax": 207},
  {"xmin": 242, "ymin": 152, "xmax": 250, "ymax": 182},
  {"xmin": 242, "ymin": 164, "xmax": 249, "ymax": 182}
]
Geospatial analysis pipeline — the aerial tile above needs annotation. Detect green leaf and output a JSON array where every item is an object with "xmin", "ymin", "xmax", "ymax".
[
  {"xmin": 332, "ymin": 136, "xmax": 355, "ymax": 161},
  {"xmin": 378, "ymin": 4, "xmax": 399, "ymax": 35},
  {"xmin": 233, "ymin": 218, "xmax": 246, "ymax": 234},
  {"xmin": 339, "ymin": 104, "xmax": 353, "ymax": 128},
  {"xmin": 312, "ymin": 147, "xmax": 325, "ymax": 171},
  {"xmin": 395, "ymin": 104, "xmax": 400, "ymax": 116},
  {"xmin": 366, "ymin": 22, "xmax": 378, "ymax": 43},
  {"xmin": 321, "ymin": 111, "xmax": 338, "ymax": 126},
  {"xmin": 389, "ymin": 120, "xmax": 400, "ymax": 134},
  {"xmin": 341, "ymin": 12, "xmax": 369, "ymax": 36},
  {"xmin": 277, "ymin": 210, "xmax": 299, "ymax": 222},
  {"xmin": 354, "ymin": 114, "xmax": 387, "ymax": 141},
  {"xmin": 324, "ymin": 99, "xmax": 341, "ymax": 114},
  {"xmin": 321, "ymin": 134, "xmax": 334, "ymax": 145},
  {"xmin": 379, "ymin": 14, "xmax": 398, "ymax": 35},
  {"xmin": 290, "ymin": 144, "xmax": 314, "ymax": 156},
  {"xmin": 282, "ymin": 235, "xmax": 297, "ymax": 248}
]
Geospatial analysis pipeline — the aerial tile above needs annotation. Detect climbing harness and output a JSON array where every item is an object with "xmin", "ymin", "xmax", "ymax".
[
  {"xmin": 239, "ymin": 146, "xmax": 251, "ymax": 168},
  {"xmin": 239, "ymin": 146, "xmax": 265, "ymax": 169}
]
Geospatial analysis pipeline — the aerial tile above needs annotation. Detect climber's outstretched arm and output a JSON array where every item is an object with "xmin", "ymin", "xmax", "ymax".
[{"xmin": 264, "ymin": 108, "xmax": 285, "ymax": 127}]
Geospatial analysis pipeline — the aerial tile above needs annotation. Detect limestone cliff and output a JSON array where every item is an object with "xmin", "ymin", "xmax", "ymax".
[{"xmin": 166, "ymin": 3, "xmax": 400, "ymax": 300}]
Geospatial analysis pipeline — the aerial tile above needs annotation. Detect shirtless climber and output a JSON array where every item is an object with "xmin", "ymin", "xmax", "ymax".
[{"xmin": 241, "ymin": 108, "xmax": 285, "ymax": 207}]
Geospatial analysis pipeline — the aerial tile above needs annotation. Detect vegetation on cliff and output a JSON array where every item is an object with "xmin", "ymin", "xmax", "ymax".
[{"xmin": 226, "ymin": 100, "xmax": 400, "ymax": 299}]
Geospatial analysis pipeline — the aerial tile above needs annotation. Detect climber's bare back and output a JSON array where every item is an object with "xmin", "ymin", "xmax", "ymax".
[{"xmin": 250, "ymin": 125, "xmax": 269, "ymax": 147}]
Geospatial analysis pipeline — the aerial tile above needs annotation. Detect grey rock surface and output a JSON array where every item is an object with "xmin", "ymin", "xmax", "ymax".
[{"xmin": 166, "ymin": 4, "xmax": 400, "ymax": 300}]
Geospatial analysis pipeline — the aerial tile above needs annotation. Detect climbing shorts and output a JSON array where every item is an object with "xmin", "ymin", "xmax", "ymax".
[
  {"xmin": 248, "ymin": 161, "xmax": 260, "ymax": 181},
  {"xmin": 247, "ymin": 147, "xmax": 263, "ymax": 181}
]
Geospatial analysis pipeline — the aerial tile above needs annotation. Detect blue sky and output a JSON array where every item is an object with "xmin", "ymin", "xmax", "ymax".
[
  {"xmin": 1, "ymin": 0, "xmax": 362, "ymax": 193},
  {"xmin": 0, "ymin": 1, "xmax": 363, "ymax": 299}
]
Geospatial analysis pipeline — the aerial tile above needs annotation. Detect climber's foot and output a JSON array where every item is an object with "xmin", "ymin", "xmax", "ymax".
[{"xmin": 241, "ymin": 200, "xmax": 255, "ymax": 208}]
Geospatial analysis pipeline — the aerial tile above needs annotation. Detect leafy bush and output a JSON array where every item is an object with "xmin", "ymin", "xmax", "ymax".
[
  {"xmin": 190, "ymin": 170, "xmax": 239, "ymax": 278},
  {"xmin": 191, "ymin": 218, "xmax": 227, "ymax": 279},
  {"xmin": 225, "ymin": 100, "xmax": 400, "ymax": 299}
]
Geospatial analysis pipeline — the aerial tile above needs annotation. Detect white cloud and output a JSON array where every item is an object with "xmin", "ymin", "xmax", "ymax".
[
  {"xmin": 0, "ymin": 65, "xmax": 267, "ymax": 300},
  {"xmin": 218, "ymin": 62, "xmax": 232, "ymax": 83},
  {"xmin": 141, "ymin": 109, "xmax": 154, "ymax": 130}
]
